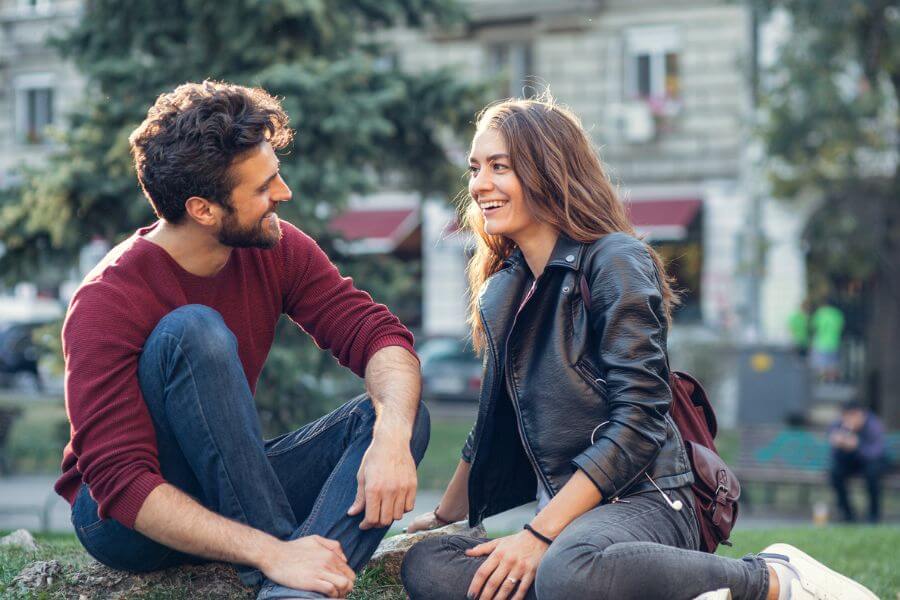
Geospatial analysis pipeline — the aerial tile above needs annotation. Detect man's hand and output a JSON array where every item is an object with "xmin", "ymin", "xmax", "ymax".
[
  {"xmin": 347, "ymin": 437, "xmax": 417, "ymax": 528},
  {"xmin": 257, "ymin": 535, "xmax": 356, "ymax": 598}
]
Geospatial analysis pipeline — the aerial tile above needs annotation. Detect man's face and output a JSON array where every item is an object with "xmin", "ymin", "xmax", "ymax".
[
  {"xmin": 842, "ymin": 408, "xmax": 865, "ymax": 431},
  {"xmin": 218, "ymin": 141, "xmax": 292, "ymax": 249}
]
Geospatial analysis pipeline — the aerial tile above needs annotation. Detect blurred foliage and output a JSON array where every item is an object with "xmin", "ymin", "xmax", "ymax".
[
  {"xmin": 0, "ymin": 0, "xmax": 488, "ymax": 432},
  {"xmin": 753, "ymin": 0, "xmax": 900, "ymax": 423}
]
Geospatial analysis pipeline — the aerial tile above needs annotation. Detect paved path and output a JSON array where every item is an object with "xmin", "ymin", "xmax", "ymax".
[{"xmin": 1, "ymin": 475, "xmax": 824, "ymax": 535}]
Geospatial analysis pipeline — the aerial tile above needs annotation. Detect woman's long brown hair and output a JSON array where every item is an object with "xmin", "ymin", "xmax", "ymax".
[{"xmin": 462, "ymin": 96, "xmax": 680, "ymax": 353}]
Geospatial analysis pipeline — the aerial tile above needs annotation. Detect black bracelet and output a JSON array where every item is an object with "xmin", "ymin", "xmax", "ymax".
[
  {"xmin": 523, "ymin": 523, "xmax": 553, "ymax": 545},
  {"xmin": 433, "ymin": 506, "xmax": 453, "ymax": 526}
]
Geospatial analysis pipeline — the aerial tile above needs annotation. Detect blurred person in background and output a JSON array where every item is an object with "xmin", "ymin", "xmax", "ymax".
[
  {"xmin": 57, "ymin": 81, "xmax": 429, "ymax": 600},
  {"xmin": 829, "ymin": 401, "xmax": 887, "ymax": 523},
  {"xmin": 786, "ymin": 299, "xmax": 811, "ymax": 357},
  {"xmin": 809, "ymin": 299, "xmax": 845, "ymax": 382},
  {"xmin": 399, "ymin": 97, "xmax": 877, "ymax": 600}
]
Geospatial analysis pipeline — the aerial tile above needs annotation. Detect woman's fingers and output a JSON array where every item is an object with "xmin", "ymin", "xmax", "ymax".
[
  {"xmin": 467, "ymin": 551, "xmax": 501, "ymax": 598},
  {"xmin": 466, "ymin": 538, "xmax": 500, "ymax": 557},
  {"xmin": 511, "ymin": 571, "xmax": 535, "ymax": 600},
  {"xmin": 480, "ymin": 561, "xmax": 517, "ymax": 600}
]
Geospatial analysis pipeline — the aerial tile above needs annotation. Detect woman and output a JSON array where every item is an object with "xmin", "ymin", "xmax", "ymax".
[{"xmin": 400, "ymin": 97, "xmax": 877, "ymax": 600}]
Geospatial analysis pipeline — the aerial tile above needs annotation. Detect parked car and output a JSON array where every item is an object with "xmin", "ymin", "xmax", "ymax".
[
  {"xmin": 0, "ymin": 321, "xmax": 44, "ymax": 392},
  {"xmin": 418, "ymin": 336, "xmax": 482, "ymax": 403}
]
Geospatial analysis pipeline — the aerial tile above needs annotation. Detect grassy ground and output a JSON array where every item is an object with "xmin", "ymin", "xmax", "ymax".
[{"xmin": 2, "ymin": 526, "xmax": 898, "ymax": 599}]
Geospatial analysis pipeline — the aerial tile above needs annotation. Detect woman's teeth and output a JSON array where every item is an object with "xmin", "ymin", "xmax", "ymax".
[{"xmin": 480, "ymin": 201, "xmax": 507, "ymax": 209}]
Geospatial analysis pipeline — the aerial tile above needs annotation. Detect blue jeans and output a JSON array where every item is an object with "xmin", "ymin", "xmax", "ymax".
[
  {"xmin": 402, "ymin": 486, "xmax": 769, "ymax": 600},
  {"xmin": 71, "ymin": 305, "xmax": 430, "ymax": 598}
]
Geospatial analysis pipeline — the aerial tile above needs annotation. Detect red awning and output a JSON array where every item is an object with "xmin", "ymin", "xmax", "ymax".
[
  {"xmin": 626, "ymin": 198, "xmax": 701, "ymax": 240},
  {"xmin": 329, "ymin": 208, "xmax": 419, "ymax": 254}
]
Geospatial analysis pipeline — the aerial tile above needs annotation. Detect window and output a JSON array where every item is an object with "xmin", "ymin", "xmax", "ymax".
[
  {"xmin": 16, "ymin": 0, "xmax": 53, "ymax": 14},
  {"xmin": 14, "ymin": 74, "xmax": 56, "ymax": 144},
  {"xmin": 625, "ymin": 26, "xmax": 681, "ymax": 108},
  {"xmin": 487, "ymin": 41, "xmax": 534, "ymax": 99}
]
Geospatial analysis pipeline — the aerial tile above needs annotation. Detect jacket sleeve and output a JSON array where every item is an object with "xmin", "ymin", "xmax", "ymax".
[
  {"xmin": 461, "ymin": 427, "xmax": 475, "ymax": 462},
  {"xmin": 571, "ymin": 234, "xmax": 672, "ymax": 500}
]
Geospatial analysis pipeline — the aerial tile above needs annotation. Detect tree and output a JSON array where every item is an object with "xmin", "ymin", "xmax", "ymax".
[
  {"xmin": 0, "ymin": 0, "xmax": 486, "ymax": 432},
  {"xmin": 753, "ymin": 0, "xmax": 900, "ymax": 426}
]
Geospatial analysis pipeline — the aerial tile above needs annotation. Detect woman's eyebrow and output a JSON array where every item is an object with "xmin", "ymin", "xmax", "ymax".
[{"xmin": 469, "ymin": 153, "xmax": 510, "ymax": 163}]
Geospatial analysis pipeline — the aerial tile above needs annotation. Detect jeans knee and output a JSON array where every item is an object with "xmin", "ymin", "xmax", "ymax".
[
  {"xmin": 401, "ymin": 537, "xmax": 442, "ymax": 598},
  {"xmin": 535, "ymin": 542, "xmax": 597, "ymax": 600},
  {"xmin": 410, "ymin": 401, "xmax": 430, "ymax": 464},
  {"xmin": 151, "ymin": 305, "xmax": 237, "ymax": 362}
]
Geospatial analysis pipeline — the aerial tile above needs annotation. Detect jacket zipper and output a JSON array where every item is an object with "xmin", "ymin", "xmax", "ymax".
[{"xmin": 497, "ymin": 279, "xmax": 554, "ymax": 499}]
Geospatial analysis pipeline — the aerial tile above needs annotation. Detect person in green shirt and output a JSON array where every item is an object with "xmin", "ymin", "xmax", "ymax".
[
  {"xmin": 810, "ymin": 302, "xmax": 845, "ymax": 381},
  {"xmin": 787, "ymin": 300, "xmax": 811, "ymax": 356}
]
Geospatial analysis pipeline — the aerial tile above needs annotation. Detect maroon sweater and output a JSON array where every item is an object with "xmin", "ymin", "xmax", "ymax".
[{"xmin": 57, "ymin": 220, "xmax": 415, "ymax": 528}]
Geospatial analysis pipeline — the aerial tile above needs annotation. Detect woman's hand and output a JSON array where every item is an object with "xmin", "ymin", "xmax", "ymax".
[
  {"xmin": 465, "ymin": 530, "xmax": 549, "ymax": 600},
  {"xmin": 405, "ymin": 510, "xmax": 452, "ymax": 533}
]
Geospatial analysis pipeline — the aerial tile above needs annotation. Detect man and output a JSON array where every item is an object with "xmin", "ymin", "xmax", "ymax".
[
  {"xmin": 57, "ymin": 81, "xmax": 429, "ymax": 599},
  {"xmin": 828, "ymin": 401, "xmax": 887, "ymax": 523},
  {"xmin": 810, "ymin": 300, "xmax": 845, "ymax": 382}
]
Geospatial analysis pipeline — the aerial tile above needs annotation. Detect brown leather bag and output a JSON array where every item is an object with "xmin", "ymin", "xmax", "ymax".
[{"xmin": 668, "ymin": 372, "xmax": 741, "ymax": 552}]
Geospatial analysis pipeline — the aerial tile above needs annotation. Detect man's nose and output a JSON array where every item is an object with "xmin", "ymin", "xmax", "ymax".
[{"xmin": 274, "ymin": 175, "xmax": 292, "ymax": 203}]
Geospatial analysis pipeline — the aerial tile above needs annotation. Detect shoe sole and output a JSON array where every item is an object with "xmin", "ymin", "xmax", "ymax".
[
  {"xmin": 692, "ymin": 589, "xmax": 731, "ymax": 600},
  {"xmin": 763, "ymin": 543, "xmax": 878, "ymax": 600}
]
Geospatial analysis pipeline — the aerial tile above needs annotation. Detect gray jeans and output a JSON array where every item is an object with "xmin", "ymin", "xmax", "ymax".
[{"xmin": 401, "ymin": 486, "xmax": 769, "ymax": 600}]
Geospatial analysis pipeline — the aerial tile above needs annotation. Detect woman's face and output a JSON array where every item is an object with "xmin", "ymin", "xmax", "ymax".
[{"xmin": 468, "ymin": 128, "xmax": 539, "ymax": 241}]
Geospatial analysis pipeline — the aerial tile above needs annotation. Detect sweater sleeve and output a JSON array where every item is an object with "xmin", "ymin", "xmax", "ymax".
[
  {"xmin": 62, "ymin": 282, "xmax": 166, "ymax": 528},
  {"xmin": 278, "ymin": 223, "xmax": 416, "ymax": 377}
]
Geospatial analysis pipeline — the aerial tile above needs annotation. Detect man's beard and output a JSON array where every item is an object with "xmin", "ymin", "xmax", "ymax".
[{"xmin": 218, "ymin": 210, "xmax": 283, "ymax": 249}]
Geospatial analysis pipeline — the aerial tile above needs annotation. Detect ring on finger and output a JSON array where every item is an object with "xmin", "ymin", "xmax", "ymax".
[{"xmin": 506, "ymin": 577, "xmax": 519, "ymax": 584}]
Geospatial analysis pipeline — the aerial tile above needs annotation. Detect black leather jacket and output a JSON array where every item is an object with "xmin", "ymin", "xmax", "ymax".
[{"xmin": 462, "ymin": 232, "xmax": 693, "ymax": 526}]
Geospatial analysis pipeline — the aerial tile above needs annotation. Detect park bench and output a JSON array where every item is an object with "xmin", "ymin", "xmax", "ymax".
[{"xmin": 734, "ymin": 425, "xmax": 900, "ymax": 513}]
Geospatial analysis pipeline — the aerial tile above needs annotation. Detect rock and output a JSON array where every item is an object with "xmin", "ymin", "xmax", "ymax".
[
  {"xmin": 13, "ymin": 558, "xmax": 255, "ymax": 599},
  {"xmin": 0, "ymin": 528, "xmax": 38, "ymax": 552},
  {"xmin": 12, "ymin": 559, "xmax": 63, "ymax": 589},
  {"xmin": 367, "ymin": 521, "xmax": 487, "ymax": 581}
]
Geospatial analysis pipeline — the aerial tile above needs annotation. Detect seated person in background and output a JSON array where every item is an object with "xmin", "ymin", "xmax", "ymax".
[{"xmin": 829, "ymin": 401, "xmax": 887, "ymax": 523}]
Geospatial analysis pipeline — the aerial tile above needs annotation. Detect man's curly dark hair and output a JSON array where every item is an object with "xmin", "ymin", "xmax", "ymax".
[{"xmin": 129, "ymin": 80, "xmax": 293, "ymax": 223}]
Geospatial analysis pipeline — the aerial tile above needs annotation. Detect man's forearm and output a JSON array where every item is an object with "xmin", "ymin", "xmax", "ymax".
[
  {"xmin": 364, "ymin": 345, "xmax": 421, "ymax": 442},
  {"xmin": 134, "ymin": 483, "xmax": 277, "ymax": 569}
]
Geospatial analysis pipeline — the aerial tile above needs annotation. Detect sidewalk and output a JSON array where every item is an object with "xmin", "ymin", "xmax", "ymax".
[{"xmin": 1, "ymin": 475, "xmax": 818, "ymax": 535}]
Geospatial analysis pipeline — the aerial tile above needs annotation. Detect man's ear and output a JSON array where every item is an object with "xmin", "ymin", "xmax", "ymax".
[{"xmin": 184, "ymin": 196, "xmax": 220, "ymax": 227}]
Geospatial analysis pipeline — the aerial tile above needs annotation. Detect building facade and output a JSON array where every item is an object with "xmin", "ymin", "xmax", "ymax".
[
  {"xmin": 384, "ymin": 0, "xmax": 805, "ymax": 345},
  {"xmin": 0, "ymin": 0, "xmax": 84, "ymax": 188}
]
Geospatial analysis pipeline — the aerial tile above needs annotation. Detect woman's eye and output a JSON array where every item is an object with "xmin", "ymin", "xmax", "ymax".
[
  {"xmin": 493, "ymin": 163, "xmax": 508, "ymax": 171},
  {"xmin": 468, "ymin": 165, "xmax": 479, "ymax": 175}
]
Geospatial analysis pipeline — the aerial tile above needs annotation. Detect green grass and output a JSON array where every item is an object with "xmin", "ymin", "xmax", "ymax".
[
  {"xmin": 3, "ymin": 526, "xmax": 897, "ymax": 599},
  {"xmin": 416, "ymin": 416, "xmax": 472, "ymax": 491},
  {"xmin": 719, "ymin": 525, "xmax": 899, "ymax": 598}
]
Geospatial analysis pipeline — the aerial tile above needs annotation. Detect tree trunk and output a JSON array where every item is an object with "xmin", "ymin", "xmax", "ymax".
[{"xmin": 867, "ymin": 195, "xmax": 900, "ymax": 428}]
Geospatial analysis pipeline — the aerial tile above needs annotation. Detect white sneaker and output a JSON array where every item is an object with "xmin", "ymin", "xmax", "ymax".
[
  {"xmin": 692, "ymin": 589, "xmax": 732, "ymax": 599},
  {"xmin": 760, "ymin": 543, "xmax": 879, "ymax": 600}
]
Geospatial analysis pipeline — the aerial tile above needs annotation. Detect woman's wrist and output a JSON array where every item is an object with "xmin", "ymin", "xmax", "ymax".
[
  {"xmin": 433, "ymin": 505, "xmax": 454, "ymax": 525},
  {"xmin": 523, "ymin": 523, "xmax": 554, "ymax": 545}
]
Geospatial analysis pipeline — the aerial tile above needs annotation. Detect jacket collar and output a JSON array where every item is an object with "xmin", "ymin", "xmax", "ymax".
[
  {"xmin": 502, "ymin": 234, "xmax": 586, "ymax": 272},
  {"xmin": 545, "ymin": 234, "xmax": 586, "ymax": 271}
]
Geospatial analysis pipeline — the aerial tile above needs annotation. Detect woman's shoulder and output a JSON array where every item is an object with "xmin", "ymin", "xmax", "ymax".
[{"xmin": 584, "ymin": 232, "xmax": 654, "ymax": 271}]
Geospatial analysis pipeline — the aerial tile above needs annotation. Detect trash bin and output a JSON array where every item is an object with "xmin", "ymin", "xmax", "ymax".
[{"xmin": 737, "ymin": 345, "xmax": 810, "ymax": 425}]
